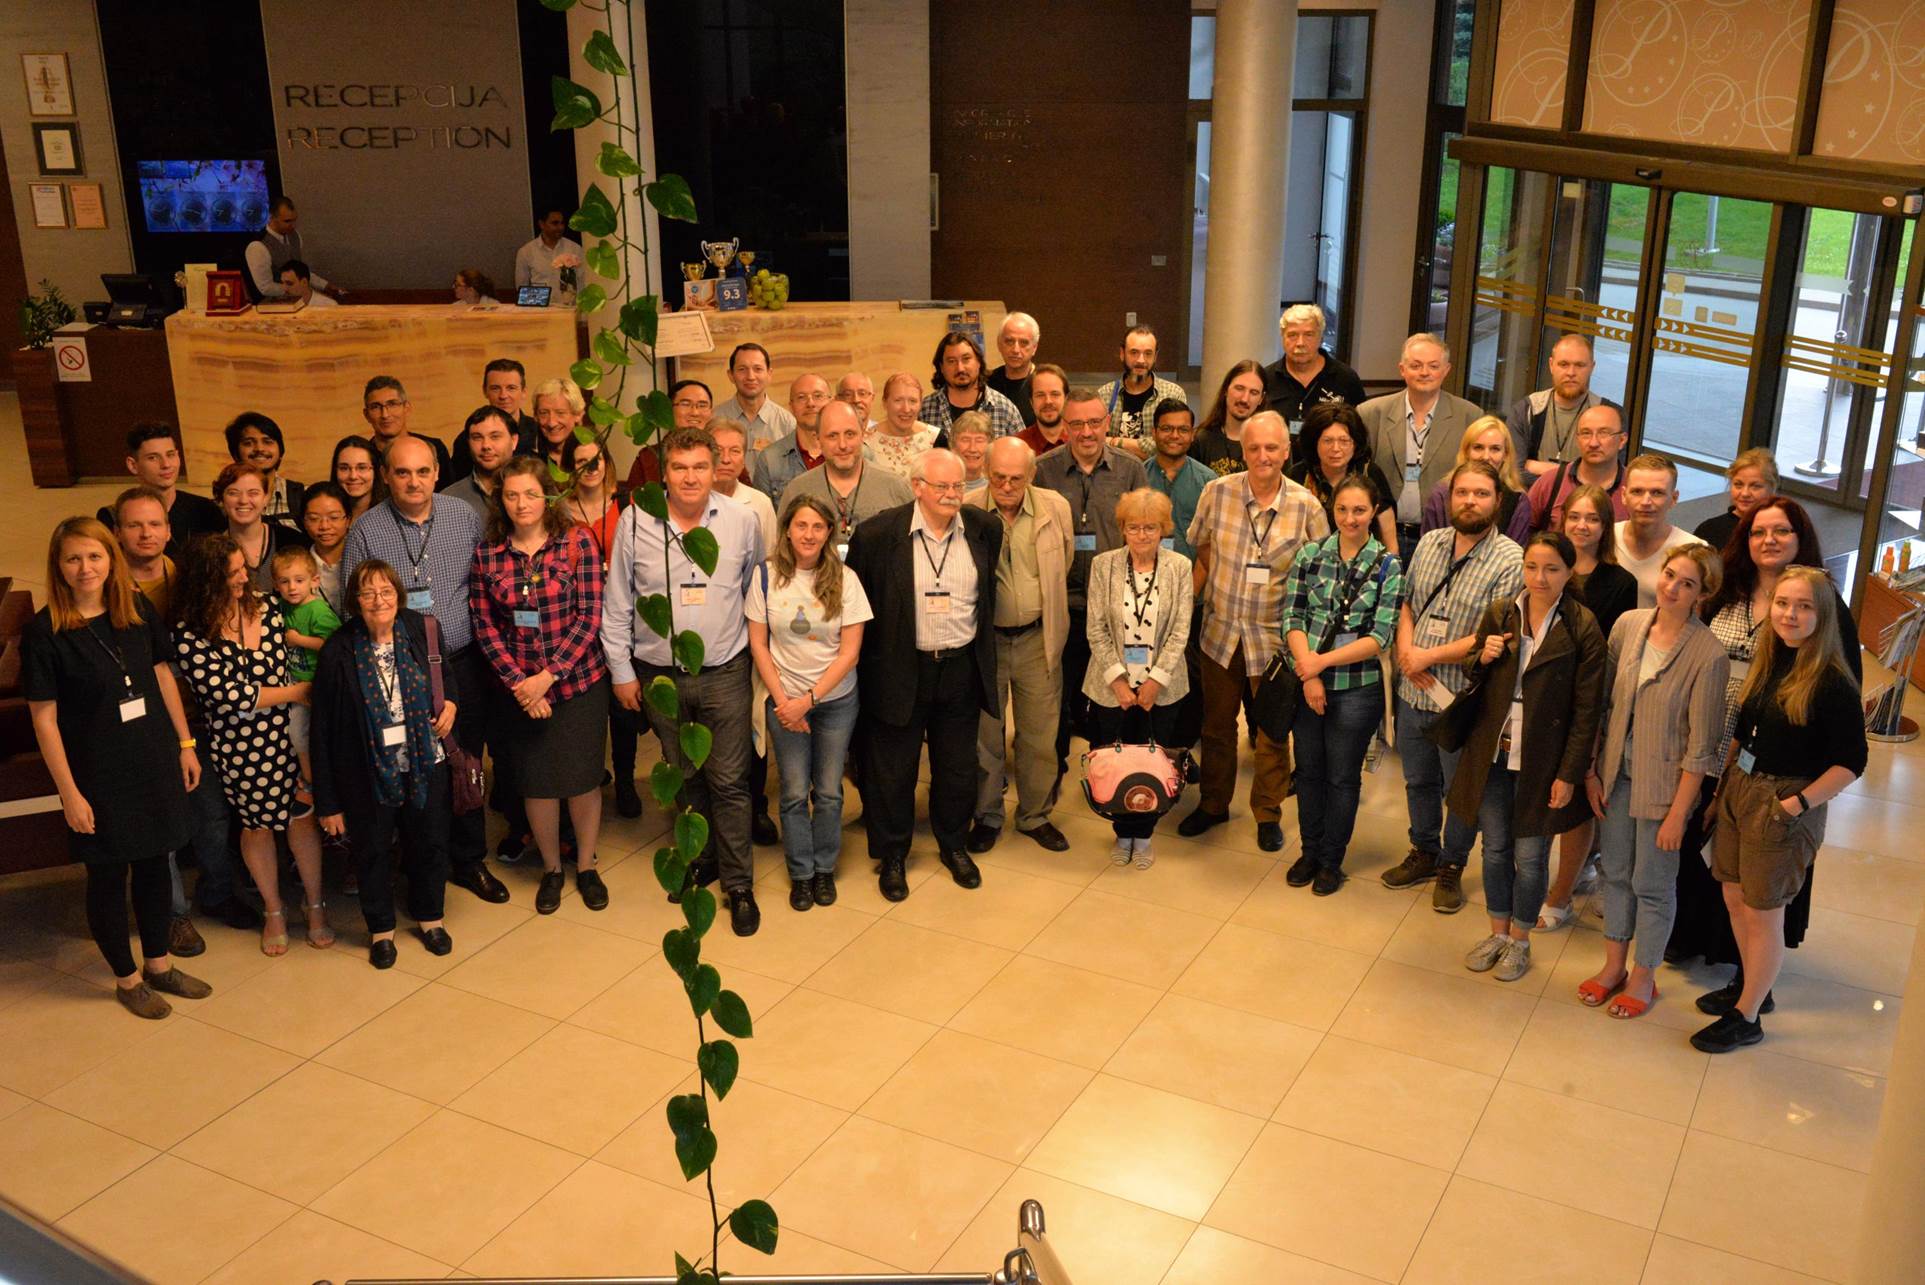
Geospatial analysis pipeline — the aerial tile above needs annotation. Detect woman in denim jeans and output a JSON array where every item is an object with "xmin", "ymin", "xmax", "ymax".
[
  {"xmin": 747, "ymin": 495, "xmax": 873, "ymax": 910},
  {"xmin": 1582, "ymin": 543, "xmax": 1729, "ymax": 1019},
  {"xmin": 1445, "ymin": 532, "xmax": 1606, "ymax": 980}
]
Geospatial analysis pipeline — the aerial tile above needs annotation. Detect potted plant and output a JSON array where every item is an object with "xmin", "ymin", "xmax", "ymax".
[{"xmin": 15, "ymin": 280, "xmax": 78, "ymax": 486}]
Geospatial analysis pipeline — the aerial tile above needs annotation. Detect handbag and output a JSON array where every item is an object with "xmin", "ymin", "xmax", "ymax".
[
  {"xmin": 1252, "ymin": 546, "xmax": 1384, "ymax": 741},
  {"xmin": 422, "ymin": 614, "xmax": 486, "ymax": 815},
  {"xmin": 1083, "ymin": 737, "xmax": 1192, "ymax": 821}
]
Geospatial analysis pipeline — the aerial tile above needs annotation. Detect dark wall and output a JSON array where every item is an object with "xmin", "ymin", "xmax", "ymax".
[{"xmin": 929, "ymin": 2, "xmax": 1190, "ymax": 371}]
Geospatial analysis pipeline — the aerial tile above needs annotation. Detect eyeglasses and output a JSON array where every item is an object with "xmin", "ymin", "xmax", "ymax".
[
  {"xmin": 1577, "ymin": 429, "xmax": 1622, "ymax": 442},
  {"xmin": 1124, "ymin": 523, "xmax": 1163, "ymax": 536},
  {"xmin": 357, "ymin": 587, "xmax": 398, "ymax": 604},
  {"xmin": 671, "ymin": 399, "xmax": 710, "ymax": 411},
  {"xmin": 1064, "ymin": 417, "xmax": 1107, "ymax": 431},
  {"xmin": 919, "ymin": 481, "xmax": 966, "ymax": 494},
  {"xmin": 365, "ymin": 400, "xmax": 407, "ymax": 415}
]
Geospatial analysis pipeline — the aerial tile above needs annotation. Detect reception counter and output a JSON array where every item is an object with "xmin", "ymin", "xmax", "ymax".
[{"xmin": 165, "ymin": 304, "xmax": 582, "ymax": 486}]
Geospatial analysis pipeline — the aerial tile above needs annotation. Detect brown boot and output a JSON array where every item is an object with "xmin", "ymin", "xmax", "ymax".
[
  {"xmin": 143, "ymin": 967, "xmax": 212, "ymax": 1000},
  {"xmin": 114, "ymin": 982, "xmax": 171, "ymax": 1020},
  {"xmin": 1432, "ymin": 863, "xmax": 1465, "ymax": 914},
  {"xmin": 1381, "ymin": 847, "xmax": 1439, "ymax": 889}
]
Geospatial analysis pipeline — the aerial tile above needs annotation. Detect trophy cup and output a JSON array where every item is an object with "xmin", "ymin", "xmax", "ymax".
[
  {"xmin": 700, "ymin": 238, "xmax": 739, "ymax": 278},
  {"xmin": 737, "ymin": 250, "xmax": 756, "ymax": 275}
]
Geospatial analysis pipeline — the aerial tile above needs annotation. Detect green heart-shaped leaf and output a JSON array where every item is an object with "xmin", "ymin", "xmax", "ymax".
[
  {"xmin": 582, "ymin": 29, "xmax": 627, "ymax": 75},
  {"xmin": 593, "ymin": 330, "xmax": 630, "ymax": 368},
  {"xmin": 711, "ymin": 988, "xmax": 753, "ymax": 1039},
  {"xmin": 685, "ymin": 962, "xmax": 720, "ymax": 1016},
  {"xmin": 697, "ymin": 1038, "xmax": 738, "ymax": 1099},
  {"xmin": 652, "ymin": 844, "xmax": 688, "ymax": 894},
  {"xmin": 549, "ymin": 76, "xmax": 601, "ymax": 131},
  {"xmin": 681, "ymin": 526, "xmax": 719, "ymax": 578},
  {"xmin": 568, "ymin": 357, "xmax": 603, "ymax": 391},
  {"xmin": 619, "ymin": 295, "xmax": 659, "ymax": 347},
  {"xmin": 640, "ymin": 387, "xmax": 675, "ymax": 431},
  {"xmin": 681, "ymin": 886, "xmax": 715, "ymax": 936},
  {"xmin": 674, "ymin": 1123, "xmax": 716, "ymax": 1181},
  {"xmin": 635, "ymin": 481, "xmax": 668, "ymax": 520},
  {"xmin": 661, "ymin": 926, "xmax": 699, "ymax": 980},
  {"xmin": 596, "ymin": 141, "xmax": 642, "ymax": 178},
  {"xmin": 671, "ymin": 629, "xmax": 706, "ymax": 676},
  {"xmin": 674, "ymin": 810, "xmax": 709, "ymax": 863},
  {"xmin": 574, "ymin": 284, "xmax": 607, "ymax": 314},
  {"xmin": 587, "ymin": 396, "xmax": 620, "ymax": 427},
  {"xmin": 727, "ymin": 1200, "xmax": 779, "ymax": 1254},
  {"xmin": 585, "ymin": 240, "xmax": 621, "ymax": 280},
  {"xmin": 639, "ymin": 591, "xmax": 673, "ymax": 641},
  {"xmin": 679, "ymin": 721, "xmax": 713, "ymax": 771},
  {"xmin": 649, "ymin": 761, "xmax": 684, "ymax": 810},
  {"xmin": 646, "ymin": 675, "xmax": 680, "ymax": 718},
  {"xmin": 644, "ymin": 174, "xmax": 698, "ymax": 222},
  {"xmin": 570, "ymin": 184, "xmax": 618, "ymax": 238},
  {"xmin": 664, "ymin": 1091, "xmax": 707, "ymax": 1137}
]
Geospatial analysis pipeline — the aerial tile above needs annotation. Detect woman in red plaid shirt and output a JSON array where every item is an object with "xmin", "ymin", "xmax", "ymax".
[{"xmin": 469, "ymin": 457, "xmax": 612, "ymax": 915}]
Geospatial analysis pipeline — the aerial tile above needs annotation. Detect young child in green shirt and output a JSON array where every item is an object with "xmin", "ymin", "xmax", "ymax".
[{"xmin": 274, "ymin": 546, "xmax": 342, "ymax": 801}]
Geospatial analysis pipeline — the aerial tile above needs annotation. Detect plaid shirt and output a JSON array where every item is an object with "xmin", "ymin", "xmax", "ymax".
[
  {"xmin": 921, "ymin": 385, "xmax": 1025, "ymax": 439},
  {"xmin": 468, "ymin": 527, "xmax": 608, "ymax": 702},
  {"xmin": 1281, "ymin": 534, "xmax": 1404, "ymax": 690},
  {"xmin": 1395, "ymin": 526, "xmax": 1523, "ymax": 711},
  {"xmin": 1096, "ymin": 375, "xmax": 1188, "ymax": 447},
  {"xmin": 1186, "ymin": 472, "xmax": 1330, "ymax": 668},
  {"xmin": 340, "ymin": 497, "xmax": 485, "ymax": 652}
]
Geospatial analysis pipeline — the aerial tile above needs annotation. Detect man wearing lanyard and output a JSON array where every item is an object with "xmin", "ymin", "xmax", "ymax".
[
  {"xmin": 966, "ymin": 436, "xmax": 1074, "ymax": 853},
  {"xmin": 1381, "ymin": 459, "xmax": 1524, "ymax": 912},
  {"xmin": 845, "ymin": 449, "xmax": 1002, "ymax": 900},
  {"xmin": 1181, "ymin": 413, "xmax": 1329, "ymax": 847},
  {"xmin": 778, "ymin": 401, "xmax": 910, "ymax": 558},
  {"xmin": 1524, "ymin": 403, "xmax": 1629, "ymax": 533},
  {"xmin": 339, "ymin": 435, "xmax": 505, "ymax": 904},
  {"xmin": 717, "ymin": 343, "xmax": 797, "ymax": 455},
  {"xmin": 1507, "ymin": 334, "xmax": 1618, "ymax": 477},
  {"xmin": 1360, "ymin": 333, "xmax": 1490, "ymax": 555},
  {"xmin": 1261, "ymin": 303, "xmax": 1367, "ymax": 439},
  {"xmin": 603, "ymin": 425, "xmax": 768, "ymax": 934},
  {"xmin": 1034, "ymin": 387, "xmax": 1149, "ymax": 797}
]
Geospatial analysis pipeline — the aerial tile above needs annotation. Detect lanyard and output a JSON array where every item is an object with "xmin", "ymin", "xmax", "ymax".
[
  {"xmin": 84, "ymin": 618, "xmax": 135, "ymax": 694},
  {"xmin": 834, "ymin": 470, "xmax": 863, "ymax": 534},
  {"xmin": 374, "ymin": 643, "xmax": 401, "ymax": 716},
  {"xmin": 917, "ymin": 527, "xmax": 954, "ymax": 583},
  {"xmin": 1075, "ymin": 466, "xmax": 1100, "ymax": 529},
  {"xmin": 1127, "ymin": 555, "xmax": 1158, "ymax": 632},
  {"xmin": 1245, "ymin": 502, "xmax": 1279, "ymax": 557},
  {"xmin": 1415, "ymin": 532, "xmax": 1487, "ymax": 618},
  {"xmin": 398, "ymin": 514, "xmax": 435, "ymax": 583}
]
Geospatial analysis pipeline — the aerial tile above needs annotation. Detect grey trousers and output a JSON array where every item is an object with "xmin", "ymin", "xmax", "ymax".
[
  {"xmin": 975, "ymin": 625, "xmax": 1062, "ymax": 831},
  {"xmin": 637, "ymin": 651, "xmax": 755, "ymax": 890}
]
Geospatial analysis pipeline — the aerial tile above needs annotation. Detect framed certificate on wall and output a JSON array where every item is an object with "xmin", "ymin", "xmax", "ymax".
[
  {"xmin": 21, "ymin": 54, "xmax": 73, "ymax": 116},
  {"xmin": 29, "ymin": 183, "xmax": 67, "ymax": 229},
  {"xmin": 69, "ymin": 182, "xmax": 106, "ymax": 229},
  {"xmin": 33, "ymin": 123, "xmax": 82, "ymax": 176}
]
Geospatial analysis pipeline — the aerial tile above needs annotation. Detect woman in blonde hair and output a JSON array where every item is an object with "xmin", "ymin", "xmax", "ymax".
[
  {"xmin": 1420, "ymin": 415, "xmax": 1535, "ymax": 543},
  {"xmin": 1693, "ymin": 565, "xmax": 1865, "ymax": 1052}
]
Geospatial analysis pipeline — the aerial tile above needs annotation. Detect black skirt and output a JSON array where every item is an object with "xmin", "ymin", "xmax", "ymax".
[{"xmin": 489, "ymin": 673, "xmax": 610, "ymax": 799}]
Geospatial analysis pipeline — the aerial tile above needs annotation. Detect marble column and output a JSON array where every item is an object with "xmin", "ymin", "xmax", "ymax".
[
  {"xmin": 1855, "ymin": 916, "xmax": 1925, "ymax": 1281},
  {"xmin": 1201, "ymin": 0, "xmax": 1298, "ymax": 391}
]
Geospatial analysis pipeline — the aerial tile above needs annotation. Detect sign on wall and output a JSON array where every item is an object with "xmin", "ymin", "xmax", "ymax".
[{"xmin": 259, "ymin": 0, "xmax": 533, "ymax": 289}]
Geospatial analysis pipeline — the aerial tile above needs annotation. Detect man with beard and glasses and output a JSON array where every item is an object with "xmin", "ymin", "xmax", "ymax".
[
  {"xmin": 921, "ymin": 331, "xmax": 1024, "ymax": 441},
  {"xmin": 1380, "ymin": 459, "xmax": 1523, "ymax": 914}
]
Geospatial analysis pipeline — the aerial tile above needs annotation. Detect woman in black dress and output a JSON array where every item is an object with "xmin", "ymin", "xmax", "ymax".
[{"xmin": 24, "ymin": 518, "xmax": 208, "ymax": 1019}]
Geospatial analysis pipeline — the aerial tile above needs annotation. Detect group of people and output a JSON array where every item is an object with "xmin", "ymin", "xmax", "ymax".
[{"xmin": 23, "ymin": 305, "xmax": 1867, "ymax": 1056}]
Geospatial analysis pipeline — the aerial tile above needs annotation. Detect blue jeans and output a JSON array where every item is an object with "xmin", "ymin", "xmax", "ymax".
[
  {"xmin": 1394, "ymin": 693, "xmax": 1468, "ymax": 865},
  {"xmin": 1293, "ymin": 683, "xmax": 1382, "ymax": 870},
  {"xmin": 1473, "ymin": 764, "xmax": 1551, "ymax": 929},
  {"xmin": 767, "ymin": 689, "xmax": 859, "ymax": 880},
  {"xmin": 1598, "ymin": 776, "xmax": 1680, "ymax": 969},
  {"xmin": 182, "ymin": 772, "xmax": 242, "ymax": 910}
]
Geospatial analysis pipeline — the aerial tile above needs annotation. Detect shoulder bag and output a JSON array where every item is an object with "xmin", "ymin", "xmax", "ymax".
[
  {"xmin": 1252, "ymin": 545, "xmax": 1385, "ymax": 741},
  {"xmin": 422, "ymin": 614, "xmax": 486, "ymax": 814}
]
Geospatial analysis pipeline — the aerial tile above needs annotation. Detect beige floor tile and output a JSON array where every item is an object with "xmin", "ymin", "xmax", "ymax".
[
  {"xmin": 450, "ymin": 1023, "xmax": 688, "ymax": 1155},
  {"xmin": 723, "ymin": 1224, "xmax": 896, "ymax": 1276},
  {"xmin": 697, "ymin": 895, "xmax": 878, "ymax": 983},
  {"xmin": 1816, "ymin": 790, "xmax": 1925, "ymax": 861},
  {"xmin": 1161, "ymin": 1225, "xmax": 1381, "ymax": 1285},
  {"xmin": 315, "ymin": 981, "xmax": 555, "ymax": 1105},
  {"xmin": 0, "ymin": 1083, "xmax": 25, "ymax": 1120},
  {"xmin": 861, "ymin": 1028, "xmax": 1092, "ymax": 1161},
  {"xmin": 992, "ymin": 811, "xmax": 1135, "ymax": 885},
  {"xmin": 1329, "ymin": 959, "xmax": 1536, "ymax": 1075},
  {"xmin": 43, "ymin": 1017, "xmax": 296, "ymax": 1150},
  {"xmin": 463, "ymin": 1160, "xmax": 716, "ymax": 1279},
  {"xmin": 0, "ymin": 955, "xmax": 63, "ymax": 1013},
  {"xmin": 204, "ymin": 1208, "xmax": 452, "ymax": 1284},
  {"xmin": 598, "ymin": 1074, "xmax": 846, "ymax": 1207},
  {"xmin": 743, "ymin": 987, "xmax": 937, "ymax": 1109},
  {"xmin": 1403, "ymin": 1176, "xmax": 1651, "ymax": 1284},
  {"xmin": 388, "ymin": 893, "xmax": 533, "ymax": 979},
  {"xmin": 0, "ymin": 877, "xmax": 120, "ymax": 978},
  {"xmin": 1691, "ymin": 1048, "xmax": 1885, "ymax": 1172},
  {"xmin": 1782, "ymin": 906, "xmax": 1915, "ymax": 996},
  {"xmin": 1273, "ymin": 1035, "xmax": 1495, "ymax": 1170},
  {"xmin": 1807, "ymin": 844, "xmax": 1925, "ymax": 926},
  {"xmin": 191, "ymin": 946, "xmax": 427, "ymax": 1057},
  {"xmin": 1640, "ymin": 1233, "xmax": 1830, "ymax": 1284},
  {"xmin": 567, "ymin": 955, "xmax": 792, "ymax": 1057},
  {"xmin": 1229, "ymin": 859, "xmax": 1421, "ymax": 954},
  {"xmin": 1458, "ymin": 1081, "xmax": 1686, "ymax": 1230},
  {"xmin": 949, "ymin": 955, "xmax": 1163, "ymax": 1070},
  {"xmin": 1104, "ymin": 992, "xmax": 1322, "ymax": 1117},
  {"xmin": 1379, "ymin": 887, "xmax": 1577, "ymax": 996},
  {"xmin": 769, "ymin": 1115, "xmax": 1012, "ymax": 1271},
  {"xmin": 1025, "ymin": 1074, "xmax": 1262, "ymax": 1220},
  {"xmin": 437, "ymin": 914, "xmax": 651, "ymax": 1020},
  {"xmin": 58, "ymin": 1154, "xmax": 295, "ymax": 1285},
  {"xmin": 802, "ymin": 918, "xmax": 1011, "ymax": 1024},
  {"xmin": 174, "ymin": 1061, "xmax": 435, "ymax": 1205},
  {"xmin": 0, "ymin": 971, "xmax": 173, "ymax": 1097},
  {"xmin": 1087, "ymin": 836, "xmax": 1274, "ymax": 918},
  {"xmin": 1171, "ymin": 921, "xmax": 1375, "ymax": 1029},
  {"xmin": 1503, "ymin": 997, "xmax": 1710, "ymax": 1125},
  {"xmin": 1204, "ymin": 1123, "xmax": 1448, "ymax": 1282},
  {"xmin": 885, "ymin": 862, "xmax": 1080, "ymax": 950},
  {"xmin": 312, "ymin": 1108, "xmax": 581, "ymax": 1266},
  {"xmin": 548, "ymin": 849, "xmax": 690, "ymax": 941},
  {"xmin": 1024, "ymin": 887, "xmax": 1222, "ymax": 989},
  {"xmin": 1844, "ymin": 733, "xmax": 1925, "ymax": 806},
  {"xmin": 0, "ymin": 1103, "xmax": 156, "ymax": 1222},
  {"xmin": 935, "ymin": 1168, "xmax": 1194, "ymax": 1285},
  {"xmin": 1659, "ymin": 1130, "xmax": 1865, "ymax": 1282},
  {"xmin": 1759, "ymin": 972, "xmax": 1904, "ymax": 1076}
]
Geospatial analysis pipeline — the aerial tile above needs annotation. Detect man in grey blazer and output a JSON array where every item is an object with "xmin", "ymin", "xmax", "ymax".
[{"xmin": 1359, "ymin": 334, "xmax": 1495, "ymax": 554}]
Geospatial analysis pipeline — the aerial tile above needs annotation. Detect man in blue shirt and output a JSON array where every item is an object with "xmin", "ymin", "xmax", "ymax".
[{"xmin": 1144, "ymin": 400, "xmax": 1216, "ymax": 750}]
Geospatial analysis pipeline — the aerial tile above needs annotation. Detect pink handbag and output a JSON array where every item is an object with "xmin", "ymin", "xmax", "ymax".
[{"xmin": 1082, "ymin": 740, "xmax": 1191, "ymax": 821}]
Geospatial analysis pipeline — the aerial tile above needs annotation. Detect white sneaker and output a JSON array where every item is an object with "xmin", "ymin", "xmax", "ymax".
[
  {"xmin": 1110, "ymin": 838, "xmax": 1133, "ymax": 866},
  {"xmin": 1465, "ymin": 933, "xmax": 1508, "ymax": 972},
  {"xmin": 1493, "ymin": 938, "xmax": 1532, "ymax": 982},
  {"xmin": 1133, "ymin": 838, "xmax": 1154, "ymax": 869}
]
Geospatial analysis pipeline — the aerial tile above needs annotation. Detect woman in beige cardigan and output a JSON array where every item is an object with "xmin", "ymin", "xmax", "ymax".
[{"xmin": 1083, "ymin": 488, "xmax": 1193, "ymax": 868}]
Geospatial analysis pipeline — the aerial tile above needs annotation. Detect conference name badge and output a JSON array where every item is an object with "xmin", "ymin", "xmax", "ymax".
[
  {"xmin": 1243, "ymin": 562, "xmax": 1270, "ymax": 586},
  {"xmin": 923, "ymin": 590, "xmax": 952, "ymax": 615},
  {"xmin": 406, "ymin": 589, "xmax": 433, "ymax": 611},
  {"xmin": 681, "ymin": 583, "xmax": 707, "ymax": 606},
  {"xmin": 118, "ymin": 696, "xmax": 147, "ymax": 723}
]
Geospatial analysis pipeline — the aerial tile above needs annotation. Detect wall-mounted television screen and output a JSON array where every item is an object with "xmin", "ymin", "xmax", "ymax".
[{"xmin": 137, "ymin": 160, "xmax": 269, "ymax": 234}]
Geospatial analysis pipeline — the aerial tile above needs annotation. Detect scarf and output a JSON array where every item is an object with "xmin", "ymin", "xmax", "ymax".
[{"xmin": 350, "ymin": 619, "xmax": 436, "ymax": 809}]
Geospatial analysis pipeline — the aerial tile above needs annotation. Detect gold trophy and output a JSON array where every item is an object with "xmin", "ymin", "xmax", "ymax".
[
  {"xmin": 680, "ymin": 261, "xmax": 706, "ymax": 282},
  {"xmin": 737, "ymin": 250, "xmax": 756, "ymax": 273}
]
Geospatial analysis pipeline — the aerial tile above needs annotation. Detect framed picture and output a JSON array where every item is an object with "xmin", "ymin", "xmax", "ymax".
[
  {"xmin": 33, "ymin": 123, "xmax": 81, "ymax": 176},
  {"xmin": 29, "ymin": 183, "xmax": 66, "ymax": 229},
  {"xmin": 21, "ymin": 54, "xmax": 73, "ymax": 117},
  {"xmin": 68, "ymin": 182, "xmax": 106, "ymax": 229}
]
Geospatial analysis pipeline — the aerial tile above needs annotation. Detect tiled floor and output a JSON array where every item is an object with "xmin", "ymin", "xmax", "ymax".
[{"xmin": 0, "ymin": 396, "xmax": 1915, "ymax": 1283}]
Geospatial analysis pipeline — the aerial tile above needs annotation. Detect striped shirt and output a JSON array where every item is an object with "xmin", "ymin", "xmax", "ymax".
[
  {"xmin": 1394, "ymin": 526, "xmax": 1523, "ymax": 711},
  {"xmin": 1281, "ymin": 534, "xmax": 1404, "ymax": 690},
  {"xmin": 1186, "ymin": 472, "xmax": 1330, "ymax": 669},
  {"xmin": 1594, "ymin": 609, "xmax": 1730, "ymax": 819},
  {"xmin": 340, "ymin": 496, "xmax": 486, "ymax": 652}
]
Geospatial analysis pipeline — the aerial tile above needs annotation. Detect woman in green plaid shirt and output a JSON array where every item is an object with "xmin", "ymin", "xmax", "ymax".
[{"xmin": 1281, "ymin": 477, "xmax": 1404, "ymax": 895}]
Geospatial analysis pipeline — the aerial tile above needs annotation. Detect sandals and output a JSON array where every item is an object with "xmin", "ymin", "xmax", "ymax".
[
  {"xmin": 1608, "ymin": 985, "xmax": 1658, "ymax": 1020},
  {"xmin": 1577, "ymin": 976, "xmax": 1624, "ymax": 1008},
  {"xmin": 1536, "ymin": 902, "xmax": 1575, "ymax": 931},
  {"xmin": 261, "ymin": 908, "xmax": 289, "ymax": 957},
  {"xmin": 302, "ymin": 900, "xmax": 336, "ymax": 950}
]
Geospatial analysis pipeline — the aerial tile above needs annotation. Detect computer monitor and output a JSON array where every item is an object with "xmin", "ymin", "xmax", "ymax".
[
  {"xmin": 516, "ymin": 285, "xmax": 552, "ymax": 308},
  {"xmin": 100, "ymin": 273, "xmax": 166, "ymax": 326}
]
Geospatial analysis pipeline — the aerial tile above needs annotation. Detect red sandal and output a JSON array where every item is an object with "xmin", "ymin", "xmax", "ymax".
[
  {"xmin": 1608, "ymin": 985, "xmax": 1659, "ymax": 1020},
  {"xmin": 1577, "ymin": 977, "xmax": 1624, "ymax": 1007}
]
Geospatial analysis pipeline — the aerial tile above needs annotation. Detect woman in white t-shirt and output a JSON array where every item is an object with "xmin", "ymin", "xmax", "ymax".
[{"xmin": 747, "ymin": 494, "xmax": 874, "ymax": 911}]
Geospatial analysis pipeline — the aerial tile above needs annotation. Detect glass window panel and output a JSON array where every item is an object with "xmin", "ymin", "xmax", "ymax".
[
  {"xmin": 1190, "ymin": 15, "xmax": 1214, "ymax": 101},
  {"xmin": 1188, "ymin": 121, "xmax": 1210, "ymax": 370},
  {"xmin": 1295, "ymin": 16, "xmax": 1333, "ymax": 99},
  {"xmin": 1870, "ymin": 226, "xmax": 1925, "ymax": 619},
  {"xmin": 1292, "ymin": 15, "xmax": 1369, "ymax": 102},
  {"xmin": 1538, "ymin": 179, "xmax": 1647, "ymax": 440},
  {"xmin": 1465, "ymin": 167, "xmax": 1553, "ymax": 408},
  {"xmin": 1424, "ymin": 137, "xmax": 1460, "ymax": 331},
  {"xmin": 1773, "ymin": 211, "xmax": 1889, "ymax": 497},
  {"xmin": 1436, "ymin": 0, "xmax": 1476, "ymax": 107},
  {"xmin": 1864, "ymin": 220, "xmax": 1918, "ymax": 499}
]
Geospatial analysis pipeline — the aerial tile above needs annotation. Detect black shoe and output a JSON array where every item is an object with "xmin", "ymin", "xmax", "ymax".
[
  {"xmin": 451, "ymin": 863, "xmax": 511, "ymax": 904},
  {"xmin": 1018, "ymin": 822, "xmax": 1070, "ymax": 852},
  {"xmin": 750, "ymin": 811, "xmax": 779, "ymax": 846},
  {"xmin": 811, "ymin": 872, "xmax": 837, "ymax": 906},
  {"xmin": 1256, "ymin": 821, "xmax": 1284, "ymax": 852},
  {"xmin": 788, "ymin": 881, "xmax": 814, "ymax": 912},
  {"xmin": 1286, "ymin": 854, "xmax": 1318, "ymax": 887},
  {"xmin": 1311, "ymin": 866, "xmax": 1345, "ymax": 897},
  {"xmin": 1381, "ymin": 848, "xmax": 1440, "ymax": 889},
  {"xmin": 966, "ymin": 820, "xmax": 1001, "ymax": 854},
  {"xmin": 879, "ymin": 859, "xmax": 909, "ymax": 902},
  {"xmin": 613, "ymin": 777, "xmax": 642, "ymax": 818},
  {"xmin": 1691, "ymin": 1010, "xmax": 1764, "ymax": 1053},
  {"xmin": 415, "ymin": 926, "xmax": 453, "ymax": 956},
  {"xmin": 495, "ymin": 832, "xmax": 531, "ymax": 864},
  {"xmin": 1695, "ymin": 980, "xmax": 1776, "ymax": 1016},
  {"xmin": 204, "ymin": 896, "xmax": 265, "ymax": 930},
  {"xmin": 1432, "ymin": 863, "xmax": 1465, "ymax": 914},
  {"xmin": 576, "ymin": 868, "xmax": 609, "ymax": 911},
  {"xmin": 939, "ymin": 846, "xmax": 982, "ymax": 889},
  {"xmin": 1177, "ymin": 808, "xmax": 1228, "ymax": 837},
  {"xmin": 729, "ymin": 887, "xmax": 761, "ymax": 936},
  {"xmin": 535, "ymin": 870, "xmax": 565, "ymax": 915},
  {"xmin": 667, "ymin": 856, "xmax": 720, "ymax": 904},
  {"xmin": 369, "ymin": 939, "xmax": 397, "ymax": 970}
]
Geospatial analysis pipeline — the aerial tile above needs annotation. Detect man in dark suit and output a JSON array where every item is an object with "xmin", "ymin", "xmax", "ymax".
[{"xmin": 844, "ymin": 448, "xmax": 1003, "ymax": 902}]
